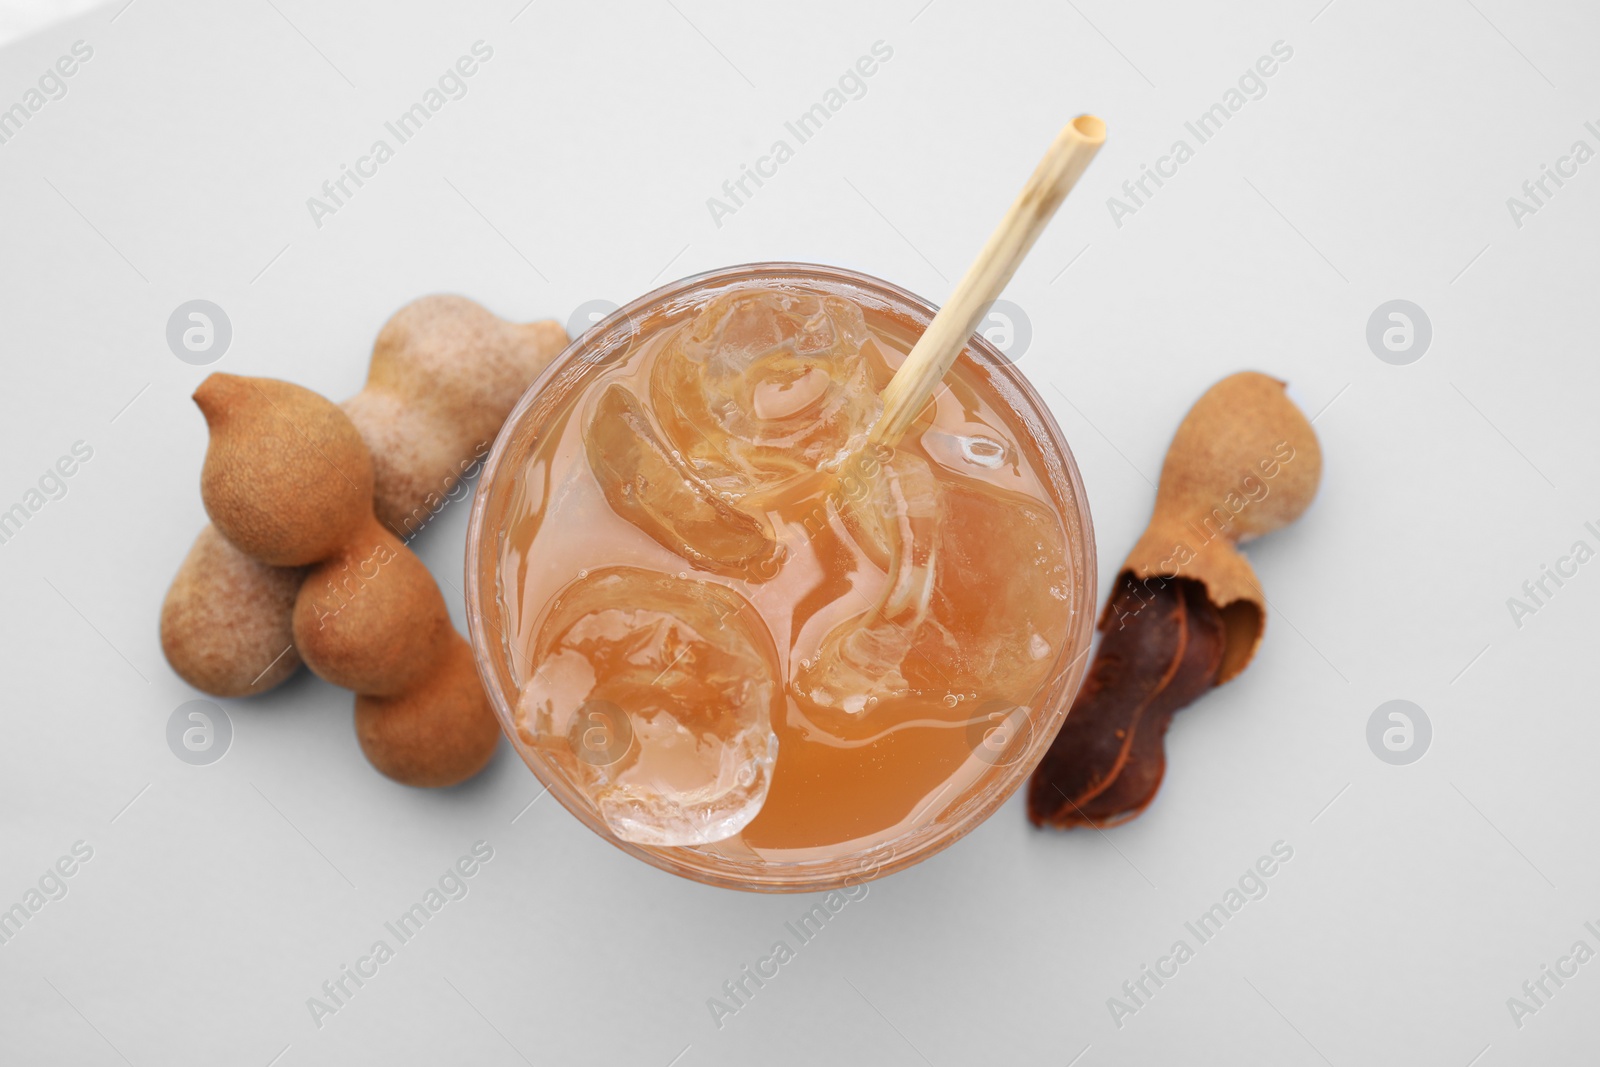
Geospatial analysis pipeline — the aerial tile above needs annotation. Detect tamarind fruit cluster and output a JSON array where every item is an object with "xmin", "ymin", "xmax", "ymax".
[
  {"xmin": 195, "ymin": 373, "xmax": 497, "ymax": 786},
  {"xmin": 159, "ymin": 295, "xmax": 567, "ymax": 785}
]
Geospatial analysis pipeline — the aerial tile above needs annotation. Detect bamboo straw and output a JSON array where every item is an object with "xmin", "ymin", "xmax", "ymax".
[{"xmin": 869, "ymin": 115, "xmax": 1106, "ymax": 446}]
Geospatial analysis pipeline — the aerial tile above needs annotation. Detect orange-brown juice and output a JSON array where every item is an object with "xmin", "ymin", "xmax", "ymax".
[{"xmin": 495, "ymin": 279, "xmax": 1085, "ymax": 865}]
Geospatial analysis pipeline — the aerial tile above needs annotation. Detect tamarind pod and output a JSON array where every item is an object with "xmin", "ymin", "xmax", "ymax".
[
  {"xmin": 160, "ymin": 524, "xmax": 304, "ymax": 697},
  {"xmin": 1027, "ymin": 579, "xmax": 1224, "ymax": 829}
]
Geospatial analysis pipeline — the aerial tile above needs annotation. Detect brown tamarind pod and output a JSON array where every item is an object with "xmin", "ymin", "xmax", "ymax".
[
  {"xmin": 160, "ymin": 525, "xmax": 305, "ymax": 696},
  {"xmin": 355, "ymin": 638, "xmax": 500, "ymax": 789},
  {"xmin": 291, "ymin": 515, "xmax": 451, "ymax": 697},
  {"xmin": 193, "ymin": 371, "xmax": 500, "ymax": 787},
  {"xmin": 342, "ymin": 295, "xmax": 569, "ymax": 539},
  {"xmin": 1028, "ymin": 579, "xmax": 1224, "ymax": 829},
  {"xmin": 164, "ymin": 296, "xmax": 566, "ymax": 700},
  {"xmin": 1029, "ymin": 372, "xmax": 1323, "ymax": 830},
  {"xmin": 1115, "ymin": 371, "xmax": 1321, "ymax": 682},
  {"xmin": 195, "ymin": 374, "xmax": 374, "ymax": 567}
]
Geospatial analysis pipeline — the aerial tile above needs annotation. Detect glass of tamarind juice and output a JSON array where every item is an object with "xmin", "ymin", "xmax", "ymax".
[{"xmin": 466, "ymin": 263, "xmax": 1096, "ymax": 891}]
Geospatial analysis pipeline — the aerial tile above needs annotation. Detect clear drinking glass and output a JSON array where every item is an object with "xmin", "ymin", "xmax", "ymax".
[{"xmin": 465, "ymin": 263, "xmax": 1096, "ymax": 892}]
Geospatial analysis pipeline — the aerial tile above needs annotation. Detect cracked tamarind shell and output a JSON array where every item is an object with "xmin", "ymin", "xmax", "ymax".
[
  {"xmin": 1114, "ymin": 371, "xmax": 1322, "ymax": 683},
  {"xmin": 1029, "ymin": 372, "xmax": 1322, "ymax": 830}
]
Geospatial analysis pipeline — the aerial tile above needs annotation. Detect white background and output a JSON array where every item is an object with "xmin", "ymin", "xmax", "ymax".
[{"xmin": 1, "ymin": 0, "xmax": 1597, "ymax": 1063}]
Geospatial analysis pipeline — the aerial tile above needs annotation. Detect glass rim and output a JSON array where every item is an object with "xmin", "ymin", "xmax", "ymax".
[{"xmin": 464, "ymin": 261, "xmax": 1097, "ymax": 893}]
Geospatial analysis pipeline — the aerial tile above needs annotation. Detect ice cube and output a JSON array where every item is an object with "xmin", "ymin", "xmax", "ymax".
[
  {"xmin": 790, "ymin": 448, "xmax": 939, "ymax": 714},
  {"xmin": 651, "ymin": 288, "xmax": 881, "ymax": 505},
  {"xmin": 792, "ymin": 451, "xmax": 1075, "ymax": 720},
  {"xmin": 585, "ymin": 383, "xmax": 782, "ymax": 581},
  {"xmin": 514, "ymin": 566, "xmax": 780, "ymax": 846},
  {"xmin": 910, "ymin": 480, "xmax": 1075, "ymax": 707}
]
